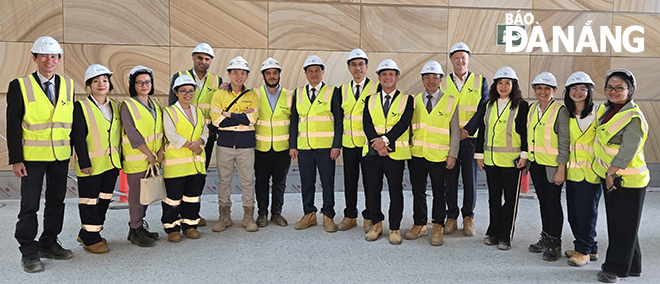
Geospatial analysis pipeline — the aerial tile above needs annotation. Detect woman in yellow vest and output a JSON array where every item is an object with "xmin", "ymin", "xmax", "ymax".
[
  {"xmin": 594, "ymin": 69, "xmax": 649, "ymax": 283},
  {"xmin": 526, "ymin": 72, "xmax": 569, "ymax": 261},
  {"xmin": 71, "ymin": 64, "xmax": 122, "ymax": 254},
  {"xmin": 475, "ymin": 66, "xmax": 528, "ymax": 251},
  {"xmin": 121, "ymin": 65, "xmax": 164, "ymax": 247},
  {"xmin": 562, "ymin": 72, "xmax": 602, "ymax": 267},
  {"xmin": 161, "ymin": 75, "xmax": 208, "ymax": 243}
]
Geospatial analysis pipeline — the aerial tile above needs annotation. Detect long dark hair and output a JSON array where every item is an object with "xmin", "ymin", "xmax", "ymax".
[
  {"xmin": 563, "ymin": 84, "xmax": 594, "ymax": 119},
  {"xmin": 128, "ymin": 71, "xmax": 154, "ymax": 97},
  {"xmin": 488, "ymin": 78, "xmax": 522, "ymax": 109},
  {"xmin": 604, "ymin": 72, "xmax": 635, "ymax": 108}
]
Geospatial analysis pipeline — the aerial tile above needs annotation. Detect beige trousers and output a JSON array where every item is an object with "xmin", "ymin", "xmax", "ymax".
[{"xmin": 216, "ymin": 146, "xmax": 255, "ymax": 207}]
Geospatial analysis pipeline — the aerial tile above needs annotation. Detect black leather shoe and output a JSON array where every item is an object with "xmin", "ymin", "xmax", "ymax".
[
  {"xmin": 256, "ymin": 214, "xmax": 268, "ymax": 227},
  {"xmin": 597, "ymin": 271, "xmax": 619, "ymax": 283},
  {"xmin": 39, "ymin": 241, "xmax": 73, "ymax": 260},
  {"xmin": 529, "ymin": 231, "xmax": 549, "ymax": 253},
  {"xmin": 21, "ymin": 253, "xmax": 44, "ymax": 273},
  {"xmin": 142, "ymin": 221, "xmax": 159, "ymax": 240}
]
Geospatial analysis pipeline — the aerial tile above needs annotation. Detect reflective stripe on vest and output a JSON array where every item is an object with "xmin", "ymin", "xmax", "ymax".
[
  {"xmin": 121, "ymin": 97, "xmax": 164, "ymax": 174},
  {"xmin": 19, "ymin": 74, "xmax": 74, "ymax": 161},
  {"xmin": 527, "ymin": 101, "xmax": 561, "ymax": 166},
  {"xmin": 441, "ymin": 73, "xmax": 482, "ymax": 138},
  {"xmin": 179, "ymin": 71, "xmax": 220, "ymax": 122},
  {"xmin": 162, "ymin": 105, "xmax": 206, "ymax": 178},
  {"xmin": 410, "ymin": 91, "xmax": 458, "ymax": 162},
  {"xmin": 75, "ymin": 97, "xmax": 122, "ymax": 177},
  {"xmin": 254, "ymin": 85, "xmax": 293, "ymax": 152},
  {"xmin": 362, "ymin": 92, "xmax": 411, "ymax": 160},
  {"xmin": 566, "ymin": 116, "xmax": 599, "ymax": 184},
  {"xmin": 341, "ymin": 80, "xmax": 379, "ymax": 148},
  {"xmin": 483, "ymin": 101, "xmax": 521, "ymax": 167},
  {"xmin": 296, "ymin": 85, "xmax": 335, "ymax": 150}
]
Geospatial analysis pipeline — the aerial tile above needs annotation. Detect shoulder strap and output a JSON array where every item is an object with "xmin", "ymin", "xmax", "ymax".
[{"xmin": 225, "ymin": 89, "xmax": 250, "ymax": 111}]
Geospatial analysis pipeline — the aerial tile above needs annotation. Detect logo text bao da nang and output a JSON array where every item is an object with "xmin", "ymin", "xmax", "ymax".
[{"xmin": 503, "ymin": 11, "xmax": 644, "ymax": 53}]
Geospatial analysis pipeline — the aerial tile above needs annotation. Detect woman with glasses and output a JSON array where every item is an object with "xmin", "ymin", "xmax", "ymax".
[
  {"xmin": 593, "ymin": 69, "xmax": 649, "ymax": 283},
  {"xmin": 121, "ymin": 65, "xmax": 164, "ymax": 247},
  {"xmin": 161, "ymin": 75, "xmax": 208, "ymax": 242}
]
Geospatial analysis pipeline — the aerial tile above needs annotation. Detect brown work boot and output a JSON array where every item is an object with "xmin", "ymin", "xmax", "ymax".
[
  {"xmin": 322, "ymin": 213, "xmax": 337, "ymax": 233},
  {"xmin": 404, "ymin": 225, "xmax": 428, "ymax": 240},
  {"xmin": 167, "ymin": 232, "xmax": 182, "ymax": 243},
  {"xmin": 198, "ymin": 217, "xmax": 206, "ymax": 227},
  {"xmin": 212, "ymin": 205, "xmax": 233, "ymax": 232},
  {"xmin": 271, "ymin": 214, "xmax": 288, "ymax": 227},
  {"xmin": 183, "ymin": 228, "xmax": 200, "ymax": 239},
  {"xmin": 83, "ymin": 241, "xmax": 109, "ymax": 254},
  {"xmin": 463, "ymin": 216, "xmax": 476, "ymax": 236},
  {"xmin": 242, "ymin": 206, "xmax": 258, "ymax": 232},
  {"xmin": 389, "ymin": 230, "xmax": 402, "ymax": 245},
  {"xmin": 363, "ymin": 219, "xmax": 373, "ymax": 233},
  {"xmin": 365, "ymin": 221, "xmax": 382, "ymax": 241},
  {"xmin": 568, "ymin": 251, "xmax": 590, "ymax": 267},
  {"xmin": 295, "ymin": 212, "xmax": 317, "ymax": 230},
  {"xmin": 337, "ymin": 217, "xmax": 357, "ymax": 231},
  {"xmin": 431, "ymin": 223, "xmax": 444, "ymax": 246},
  {"xmin": 444, "ymin": 218, "xmax": 457, "ymax": 234},
  {"xmin": 256, "ymin": 214, "xmax": 268, "ymax": 227},
  {"xmin": 77, "ymin": 237, "xmax": 107, "ymax": 245},
  {"xmin": 565, "ymin": 250, "xmax": 598, "ymax": 261}
]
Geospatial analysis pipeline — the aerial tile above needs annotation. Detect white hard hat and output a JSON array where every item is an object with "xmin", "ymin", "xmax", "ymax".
[
  {"xmin": 128, "ymin": 65, "xmax": 153, "ymax": 80},
  {"xmin": 493, "ymin": 66, "xmax": 518, "ymax": 80},
  {"xmin": 303, "ymin": 55, "xmax": 325, "ymax": 70},
  {"xmin": 449, "ymin": 42, "xmax": 471, "ymax": 58},
  {"xmin": 84, "ymin": 64, "xmax": 113, "ymax": 83},
  {"xmin": 227, "ymin": 56, "xmax": 250, "ymax": 72},
  {"xmin": 531, "ymin": 72, "xmax": 557, "ymax": 89},
  {"xmin": 376, "ymin": 59, "xmax": 400, "ymax": 75},
  {"xmin": 192, "ymin": 43, "xmax": 214, "ymax": 58},
  {"xmin": 420, "ymin": 60, "xmax": 444, "ymax": 75},
  {"xmin": 565, "ymin": 71, "xmax": 594, "ymax": 88},
  {"xmin": 347, "ymin": 48, "xmax": 368, "ymax": 64},
  {"xmin": 172, "ymin": 74, "xmax": 197, "ymax": 91},
  {"xmin": 261, "ymin": 57, "xmax": 282, "ymax": 72},
  {"xmin": 605, "ymin": 68, "xmax": 636, "ymax": 90},
  {"xmin": 31, "ymin": 36, "xmax": 63, "ymax": 55}
]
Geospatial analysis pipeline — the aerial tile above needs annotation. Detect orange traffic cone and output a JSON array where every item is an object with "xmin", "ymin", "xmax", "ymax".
[{"xmin": 119, "ymin": 169, "xmax": 129, "ymax": 203}]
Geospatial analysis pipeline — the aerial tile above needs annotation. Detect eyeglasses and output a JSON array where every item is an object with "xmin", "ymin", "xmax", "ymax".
[
  {"xmin": 570, "ymin": 86, "xmax": 589, "ymax": 93},
  {"xmin": 136, "ymin": 80, "xmax": 152, "ymax": 87},
  {"xmin": 179, "ymin": 90, "xmax": 195, "ymax": 96},
  {"xmin": 349, "ymin": 62, "xmax": 366, "ymax": 67},
  {"xmin": 605, "ymin": 86, "xmax": 628, "ymax": 93}
]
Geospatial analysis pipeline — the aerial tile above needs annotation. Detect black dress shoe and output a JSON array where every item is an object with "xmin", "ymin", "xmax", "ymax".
[
  {"xmin": 21, "ymin": 253, "xmax": 44, "ymax": 273},
  {"xmin": 597, "ymin": 271, "xmax": 619, "ymax": 283},
  {"xmin": 39, "ymin": 241, "xmax": 73, "ymax": 260}
]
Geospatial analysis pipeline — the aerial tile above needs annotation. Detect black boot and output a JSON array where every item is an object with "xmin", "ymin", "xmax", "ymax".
[
  {"xmin": 21, "ymin": 253, "xmax": 44, "ymax": 273},
  {"xmin": 142, "ymin": 220, "xmax": 159, "ymax": 240},
  {"xmin": 128, "ymin": 227, "xmax": 155, "ymax": 247},
  {"xmin": 529, "ymin": 231, "xmax": 549, "ymax": 253},
  {"xmin": 39, "ymin": 240, "xmax": 73, "ymax": 259},
  {"xmin": 543, "ymin": 236, "xmax": 562, "ymax": 261}
]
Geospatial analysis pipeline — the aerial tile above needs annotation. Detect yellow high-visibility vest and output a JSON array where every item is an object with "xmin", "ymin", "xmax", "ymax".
[
  {"xmin": 178, "ymin": 71, "xmax": 220, "ymax": 124},
  {"xmin": 410, "ymin": 91, "xmax": 458, "ymax": 162},
  {"xmin": 527, "ymin": 101, "xmax": 562, "ymax": 166},
  {"xmin": 121, "ymin": 97, "xmax": 164, "ymax": 174},
  {"xmin": 483, "ymin": 101, "xmax": 521, "ymax": 167},
  {"xmin": 341, "ymin": 80, "xmax": 379, "ymax": 148},
  {"xmin": 295, "ymin": 85, "xmax": 336, "ymax": 150},
  {"xmin": 254, "ymin": 85, "xmax": 293, "ymax": 152},
  {"xmin": 566, "ymin": 114, "xmax": 600, "ymax": 184},
  {"xmin": 75, "ymin": 97, "xmax": 122, "ymax": 176},
  {"xmin": 593, "ymin": 104, "xmax": 649, "ymax": 188},
  {"xmin": 162, "ymin": 105, "xmax": 206, "ymax": 178},
  {"xmin": 362, "ymin": 92, "xmax": 411, "ymax": 160},
  {"xmin": 18, "ymin": 74, "xmax": 74, "ymax": 161},
  {"xmin": 440, "ymin": 73, "xmax": 483, "ymax": 138}
]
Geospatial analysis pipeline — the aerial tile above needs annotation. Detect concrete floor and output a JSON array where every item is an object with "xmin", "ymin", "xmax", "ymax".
[{"xmin": 0, "ymin": 190, "xmax": 659, "ymax": 284}]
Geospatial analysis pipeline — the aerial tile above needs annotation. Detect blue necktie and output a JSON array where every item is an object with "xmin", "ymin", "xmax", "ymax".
[
  {"xmin": 44, "ymin": 81, "xmax": 53, "ymax": 104},
  {"xmin": 383, "ymin": 94, "xmax": 391, "ymax": 115}
]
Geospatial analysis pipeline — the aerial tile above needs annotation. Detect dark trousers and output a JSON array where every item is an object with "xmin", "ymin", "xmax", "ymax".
[
  {"xmin": 363, "ymin": 155, "xmax": 405, "ymax": 230},
  {"xmin": 446, "ymin": 138, "xmax": 477, "ymax": 219},
  {"xmin": 529, "ymin": 161, "xmax": 564, "ymax": 239},
  {"xmin": 601, "ymin": 180, "xmax": 646, "ymax": 278},
  {"xmin": 78, "ymin": 168, "xmax": 119, "ymax": 246},
  {"xmin": 484, "ymin": 165, "xmax": 522, "ymax": 243},
  {"xmin": 342, "ymin": 146, "xmax": 369, "ymax": 219},
  {"xmin": 161, "ymin": 174, "xmax": 206, "ymax": 233},
  {"xmin": 15, "ymin": 160, "xmax": 69, "ymax": 255},
  {"xmin": 566, "ymin": 180, "xmax": 602, "ymax": 255},
  {"xmin": 409, "ymin": 157, "xmax": 447, "ymax": 226},
  {"xmin": 255, "ymin": 149, "xmax": 290, "ymax": 216},
  {"xmin": 205, "ymin": 125, "xmax": 217, "ymax": 170},
  {"xmin": 298, "ymin": 149, "xmax": 336, "ymax": 218}
]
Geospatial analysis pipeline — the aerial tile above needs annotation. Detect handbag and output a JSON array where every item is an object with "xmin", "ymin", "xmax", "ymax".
[{"xmin": 139, "ymin": 166, "xmax": 166, "ymax": 205}]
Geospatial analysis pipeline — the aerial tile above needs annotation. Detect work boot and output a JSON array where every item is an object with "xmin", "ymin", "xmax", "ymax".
[
  {"xmin": 271, "ymin": 214, "xmax": 288, "ymax": 227},
  {"xmin": 389, "ymin": 230, "xmax": 402, "ymax": 245},
  {"xmin": 337, "ymin": 217, "xmax": 357, "ymax": 231},
  {"xmin": 568, "ymin": 251, "xmax": 590, "ymax": 267},
  {"xmin": 256, "ymin": 214, "xmax": 268, "ymax": 227},
  {"xmin": 213, "ymin": 205, "xmax": 233, "ymax": 232},
  {"xmin": 498, "ymin": 241, "xmax": 512, "ymax": 250},
  {"xmin": 565, "ymin": 250, "xmax": 598, "ymax": 261},
  {"xmin": 363, "ymin": 219, "xmax": 373, "ymax": 233},
  {"xmin": 404, "ymin": 224, "xmax": 428, "ymax": 240},
  {"xmin": 242, "ymin": 206, "xmax": 259, "ymax": 232},
  {"xmin": 129, "ymin": 227, "xmax": 155, "ymax": 247},
  {"xmin": 529, "ymin": 231, "xmax": 549, "ymax": 253},
  {"xmin": 365, "ymin": 221, "xmax": 383, "ymax": 241},
  {"xmin": 167, "ymin": 232, "xmax": 182, "ymax": 243},
  {"xmin": 141, "ymin": 220, "xmax": 159, "ymax": 240},
  {"xmin": 77, "ymin": 236, "xmax": 107, "ymax": 245},
  {"xmin": 39, "ymin": 241, "xmax": 73, "ymax": 259},
  {"xmin": 295, "ymin": 212, "xmax": 317, "ymax": 230},
  {"xmin": 322, "ymin": 213, "xmax": 337, "ymax": 233},
  {"xmin": 444, "ymin": 218, "xmax": 457, "ymax": 234},
  {"xmin": 543, "ymin": 236, "xmax": 562, "ymax": 261},
  {"xmin": 83, "ymin": 241, "xmax": 109, "ymax": 254},
  {"xmin": 21, "ymin": 253, "xmax": 44, "ymax": 273},
  {"xmin": 463, "ymin": 217, "xmax": 476, "ymax": 236},
  {"xmin": 431, "ymin": 224, "xmax": 444, "ymax": 246},
  {"xmin": 484, "ymin": 236, "xmax": 499, "ymax": 246},
  {"xmin": 183, "ymin": 228, "xmax": 200, "ymax": 239},
  {"xmin": 198, "ymin": 217, "xmax": 207, "ymax": 227},
  {"xmin": 597, "ymin": 271, "xmax": 619, "ymax": 283}
]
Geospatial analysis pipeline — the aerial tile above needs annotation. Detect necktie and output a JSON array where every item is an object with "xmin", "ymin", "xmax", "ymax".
[
  {"xmin": 354, "ymin": 85, "xmax": 360, "ymax": 100},
  {"xmin": 44, "ymin": 81, "xmax": 53, "ymax": 105},
  {"xmin": 383, "ymin": 94, "xmax": 391, "ymax": 115},
  {"xmin": 426, "ymin": 95, "xmax": 433, "ymax": 113},
  {"xmin": 310, "ymin": 87, "xmax": 317, "ymax": 102}
]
